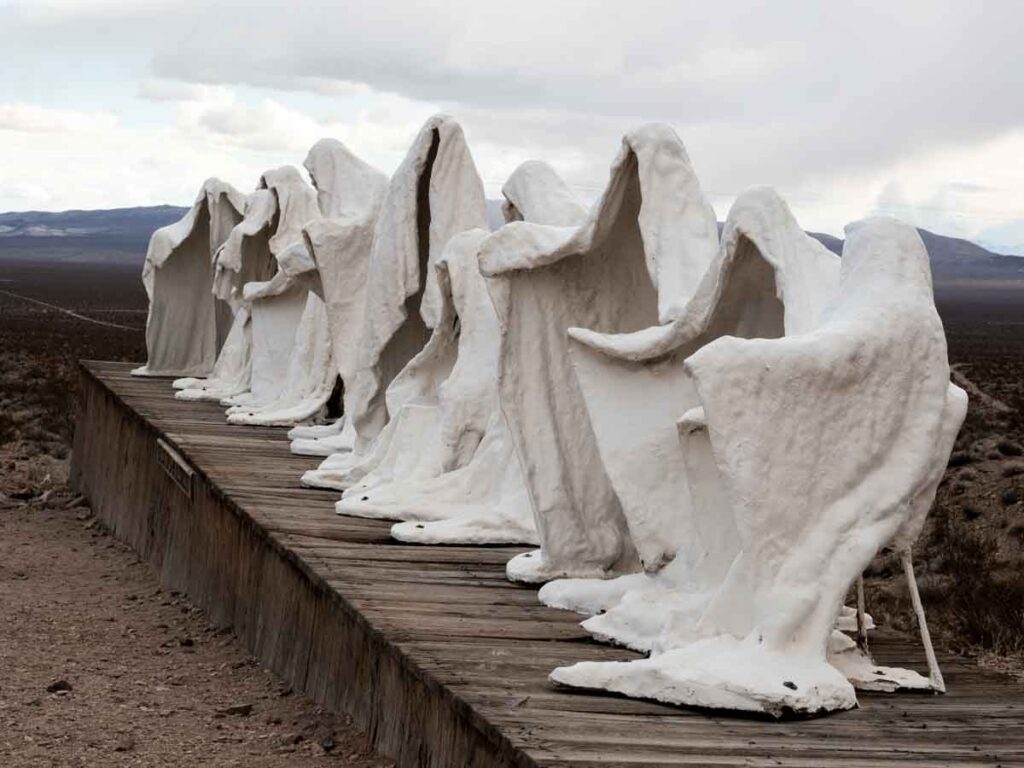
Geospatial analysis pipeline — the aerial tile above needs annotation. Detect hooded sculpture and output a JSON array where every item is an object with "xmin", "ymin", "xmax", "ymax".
[
  {"xmin": 315, "ymin": 230, "xmax": 490, "ymax": 491},
  {"xmin": 345, "ymin": 114, "xmax": 488, "ymax": 451},
  {"xmin": 332, "ymin": 161, "xmax": 589, "ymax": 545},
  {"xmin": 298, "ymin": 115, "xmax": 487, "ymax": 486},
  {"xmin": 549, "ymin": 217, "xmax": 968, "ymax": 717},
  {"xmin": 220, "ymin": 166, "xmax": 322, "ymax": 411},
  {"xmin": 132, "ymin": 178, "xmax": 247, "ymax": 377},
  {"xmin": 173, "ymin": 166, "xmax": 320, "ymax": 404},
  {"xmin": 541, "ymin": 186, "xmax": 840, "ymax": 604},
  {"xmin": 224, "ymin": 140, "xmax": 389, "ymax": 426},
  {"xmin": 477, "ymin": 124, "xmax": 719, "ymax": 583}
]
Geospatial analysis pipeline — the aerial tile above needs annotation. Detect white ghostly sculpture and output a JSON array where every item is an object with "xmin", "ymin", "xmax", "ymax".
[
  {"xmin": 540, "ymin": 187, "xmax": 841, "ymax": 625},
  {"xmin": 299, "ymin": 115, "xmax": 487, "ymax": 487},
  {"xmin": 225, "ymin": 140, "xmax": 388, "ymax": 427},
  {"xmin": 324, "ymin": 229, "xmax": 493, "ymax": 494},
  {"xmin": 334, "ymin": 161, "xmax": 589, "ymax": 545},
  {"xmin": 174, "ymin": 167, "xmax": 319, "ymax": 403},
  {"xmin": 132, "ymin": 179, "xmax": 247, "ymax": 378},
  {"xmin": 220, "ymin": 167, "xmax": 322, "ymax": 412},
  {"xmin": 477, "ymin": 124, "xmax": 719, "ymax": 583},
  {"xmin": 548, "ymin": 216, "xmax": 968, "ymax": 716}
]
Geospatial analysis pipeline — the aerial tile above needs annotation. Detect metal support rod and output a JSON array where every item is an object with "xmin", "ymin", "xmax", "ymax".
[
  {"xmin": 855, "ymin": 574, "xmax": 869, "ymax": 652},
  {"xmin": 901, "ymin": 548, "xmax": 945, "ymax": 693}
]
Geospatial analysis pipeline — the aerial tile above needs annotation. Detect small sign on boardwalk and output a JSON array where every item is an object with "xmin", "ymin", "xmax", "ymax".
[{"xmin": 157, "ymin": 438, "xmax": 193, "ymax": 500}]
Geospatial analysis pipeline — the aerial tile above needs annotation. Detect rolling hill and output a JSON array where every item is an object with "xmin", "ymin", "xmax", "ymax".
[{"xmin": 1, "ymin": 205, "xmax": 1021, "ymax": 292}]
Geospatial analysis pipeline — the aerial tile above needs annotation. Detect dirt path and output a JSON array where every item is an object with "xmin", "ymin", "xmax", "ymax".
[
  {"xmin": 0, "ymin": 448, "xmax": 393, "ymax": 768},
  {"xmin": 0, "ymin": 288, "xmax": 142, "ymax": 332}
]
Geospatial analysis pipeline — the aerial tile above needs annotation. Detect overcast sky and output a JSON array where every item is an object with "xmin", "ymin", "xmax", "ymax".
[{"xmin": 1, "ymin": 0, "xmax": 1022, "ymax": 253}]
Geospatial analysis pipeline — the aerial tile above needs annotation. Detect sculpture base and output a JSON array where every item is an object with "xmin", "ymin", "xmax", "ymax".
[
  {"xmin": 551, "ymin": 636, "xmax": 858, "ymax": 718},
  {"xmin": 391, "ymin": 516, "xmax": 538, "ymax": 546},
  {"xmin": 69, "ymin": 362, "xmax": 1024, "ymax": 765},
  {"xmin": 506, "ymin": 548, "xmax": 616, "ymax": 584}
]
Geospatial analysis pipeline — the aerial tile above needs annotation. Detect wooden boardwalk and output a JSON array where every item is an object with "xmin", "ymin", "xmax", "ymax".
[{"xmin": 71, "ymin": 361, "xmax": 1024, "ymax": 768}]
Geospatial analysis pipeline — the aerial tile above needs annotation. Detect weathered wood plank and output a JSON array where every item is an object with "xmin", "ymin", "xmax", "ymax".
[{"xmin": 71, "ymin": 361, "xmax": 1024, "ymax": 768}]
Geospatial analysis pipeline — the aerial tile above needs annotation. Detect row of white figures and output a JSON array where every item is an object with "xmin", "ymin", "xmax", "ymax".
[{"xmin": 134, "ymin": 114, "xmax": 966, "ymax": 718}]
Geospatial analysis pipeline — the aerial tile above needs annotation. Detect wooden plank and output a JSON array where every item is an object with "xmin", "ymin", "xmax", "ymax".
[{"xmin": 71, "ymin": 361, "xmax": 1024, "ymax": 768}]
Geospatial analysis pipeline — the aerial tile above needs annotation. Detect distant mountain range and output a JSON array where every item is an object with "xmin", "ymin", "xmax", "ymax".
[
  {"xmin": 808, "ymin": 229, "xmax": 1024, "ymax": 288},
  {"xmin": 1, "ymin": 205, "xmax": 1022, "ymax": 291},
  {"xmin": 0, "ymin": 206, "xmax": 188, "ymax": 267}
]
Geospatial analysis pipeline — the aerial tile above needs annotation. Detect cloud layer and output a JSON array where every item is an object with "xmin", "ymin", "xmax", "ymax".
[{"xmin": 1, "ymin": 0, "xmax": 1022, "ymax": 251}]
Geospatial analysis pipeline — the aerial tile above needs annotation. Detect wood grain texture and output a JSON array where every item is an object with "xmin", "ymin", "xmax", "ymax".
[{"xmin": 70, "ymin": 361, "xmax": 1024, "ymax": 768}]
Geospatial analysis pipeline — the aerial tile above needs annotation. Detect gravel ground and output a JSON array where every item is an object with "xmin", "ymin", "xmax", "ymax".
[{"xmin": 0, "ymin": 446, "xmax": 394, "ymax": 768}]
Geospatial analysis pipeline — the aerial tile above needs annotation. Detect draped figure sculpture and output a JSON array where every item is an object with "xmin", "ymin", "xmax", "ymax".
[
  {"xmin": 540, "ymin": 187, "xmax": 840, "ymax": 625},
  {"xmin": 132, "ymin": 179, "xmax": 247, "ymax": 378},
  {"xmin": 299, "ymin": 115, "xmax": 487, "ymax": 488},
  {"xmin": 334, "ymin": 161, "xmax": 589, "ymax": 545},
  {"xmin": 548, "ymin": 216, "xmax": 967, "ymax": 716},
  {"xmin": 219, "ymin": 166, "xmax": 322, "ymax": 412},
  {"xmin": 477, "ymin": 124, "xmax": 719, "ymax": 583},
  {"xmin": 173, "ymin": 167, "xmax": 319, "ymax": 403},
  {"xmin": 225, "ymin": 140, "xmax": 388, "ymax": 427}
]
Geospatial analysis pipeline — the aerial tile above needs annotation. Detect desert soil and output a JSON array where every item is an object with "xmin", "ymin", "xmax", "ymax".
[
  {"xmin": 0, "ymin": 447, "xmax": 393, "ymax": 768},
  {"xmin": 1, "ymin": 261, "xmax": 1023, "ymax": 766}
]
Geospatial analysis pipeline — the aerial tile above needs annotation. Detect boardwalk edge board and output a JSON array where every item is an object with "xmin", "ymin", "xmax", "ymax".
[{"xmin": 69, "ymin": 361, "xmax": 1024, "ymax": 768}]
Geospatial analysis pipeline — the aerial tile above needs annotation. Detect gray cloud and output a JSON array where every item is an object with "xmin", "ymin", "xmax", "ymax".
[
  {"xmin": 2, "ymin": 0, "xmax": 1022, "ymax": 244},
  {"xmin": 9, "ymin": 1, "xmax": 1023, "ymax": 189}
]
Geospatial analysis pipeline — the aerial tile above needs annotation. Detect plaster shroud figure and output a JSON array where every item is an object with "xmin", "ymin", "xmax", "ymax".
[
  {"xmin": 335, "ymin": 162, "xmax": 589, "ymax": 545},
  {"xmin": 299, "ymin": 115, "xmax": 487, "ymax": 487},
  {"xmin": 477, "ymin": 124, "xmax": 719, "ymax": 583},
  {"xmin": 540, "ymin": 187, "xmax": 840, "ymax": 627},
  {"xmin": 219, "ymin": 166, "xmax": 323, "ymax": 412},
  {"xmin": 225, "ymin": 140, "xmax": 388, "ymax": 427},
  {"xmin": 173, "ymin": 169, "xmax": 315, "ymax": 403},
  {"xmin": 132, "ymin": 179, "xmax": 246, "ymax": 378},
  {"xmin": 327, "ymin": 229, "xmax": 491, "ymax": 495},
  {"xmin": 549, "ymin": 217, "xmax": 968, "ymax": 717}
]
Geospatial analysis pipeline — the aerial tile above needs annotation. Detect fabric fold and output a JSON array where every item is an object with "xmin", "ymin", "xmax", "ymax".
[
  {"xmin": 133, "ymin": 178, "xmax": 246, "ymax": 378},
  {"xmin": 332, "ymin": 160, "xmax": 589, "ymax": 544},
  {"xmin": 477, "ymin": 124, "xmax": 719, "ymax": 583},
  {"xmin": 300, "ymin": 115, "xmax": 487, "ymax": 485},
  {"xmin": 227, "ymin": 140, "xmax": 389, "ymax": 426},
  {"xmin": 549, "ymin": 216, "xmax": 967, "ymax": 716},
  {"xmin": 345, "ymin": 115, "xmax": 488, "ymax": 452}
]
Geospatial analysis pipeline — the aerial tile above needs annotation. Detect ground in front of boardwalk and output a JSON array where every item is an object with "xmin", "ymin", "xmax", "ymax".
[{"xmin": 0, "ymin": 446, "xmax": 394, "ymax": 767}]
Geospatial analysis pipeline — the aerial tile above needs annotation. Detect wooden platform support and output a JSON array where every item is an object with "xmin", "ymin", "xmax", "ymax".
[{"xmin": 71, "ymin": 361, "xmax": 1024, "ymax": 768}]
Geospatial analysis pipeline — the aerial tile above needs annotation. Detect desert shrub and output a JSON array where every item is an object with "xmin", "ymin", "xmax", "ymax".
[
  {"xmin": 948, "ymin": 452, "xmax": 972, "ymax": 467},
  {"xmin": 931, "ymin": 515, "xmax": 1024, "ymax": 654},
  {"xmin": 958, "ymin": 468, "xmax": 979, "ymax": 482},
  {"xmin": 0, "ymin": 410, "xmax": 15, "ymax": 446},
  {"xmin": 998, "ymin": 440, "xmax": 1024, "ymax": 457},
  {"xmin": 1009, "ymin": 518, "xmax": 1024, "ymax": 542}
]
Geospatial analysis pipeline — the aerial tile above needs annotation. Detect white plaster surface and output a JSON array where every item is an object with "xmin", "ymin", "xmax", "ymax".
[
  {"xmin": 133, "ymin": 178, "xmax": 246, "ymax": 378},
  {"xmin": 550, "ymin": 635, "xmax": 858, "ymax": 717},
  {"xmin": 138, "ymin": 122, "xmax": 967, "ymax": 718},
  {"xmin": 826, "ymin": 631, "xmax": 932, "ymax": 693},
  {"xmin": 309, "ymin": 228, "xmax": 486, "ymax": 494},
  {"xmin": 549, "ymin": 216, "xmax": 967, "ymax": 715},
  {"xmin": 301, "ymin": 115, "xmax": 487, "ymax": 487},
  {"xmin": 386, "ymin": 162, "xmax": 588, "ymax": 545},
  {"xmin": 344, "ymin": 115, "xmax": 488, "ymax": 453},
  {"xmin": 541, "ymin": 187, "xmax": 841, "ymax": 626},
  {"xmin": 478, "ymin": 124, "xmax": 719, "ymax": 583},
  {"xmin": 333, "ymin": 162, "xmax": 589, "ymax": 546},
  {"xmin": 173, "ymin": 167, "xmax": 318, "ymax": 403},
  {"xmin": 227, "ymin": 140, "xmax": 388, "ymax": 426}
]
